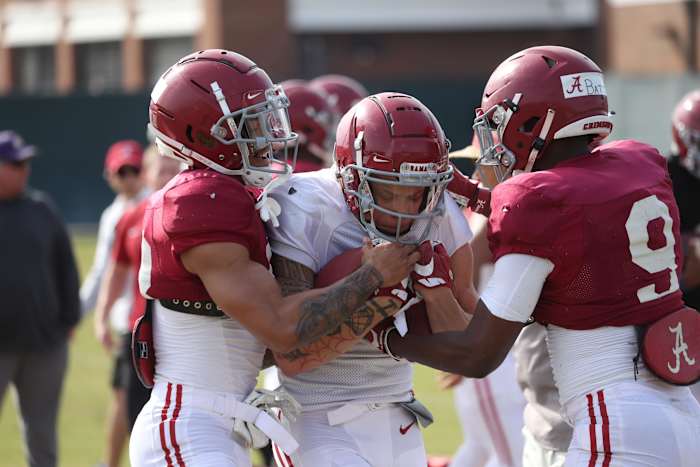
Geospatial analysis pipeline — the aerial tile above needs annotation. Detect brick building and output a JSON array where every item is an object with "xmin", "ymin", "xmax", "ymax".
[
  {"xmin": 0, "ymin": 0, "xmax": 602, "ymax": 95},
  {"xmin": 605, "ymin": 0, "xmax": 699, "ymax": 75}
]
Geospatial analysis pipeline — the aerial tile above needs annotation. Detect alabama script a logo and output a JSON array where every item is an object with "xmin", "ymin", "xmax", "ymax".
[
  {"xmin": 667, "ymin": 321, "xmax": 696, "ymax": 374},
  {"xmin": 566, "ymin": 75, "xmax": 583, "ymax": 94}
]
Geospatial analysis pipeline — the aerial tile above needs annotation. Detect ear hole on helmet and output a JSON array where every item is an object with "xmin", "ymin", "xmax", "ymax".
[
  {"xmin": 542, "ymin": 56, "xmax": 557, "ymax": 69},
  {"xmin": 519, "ymin": 117, "xmax": 540, "ymax": 133},
  {"xmin": 186, "ymin": 125, "xmax": 194, "ymax": 143}
]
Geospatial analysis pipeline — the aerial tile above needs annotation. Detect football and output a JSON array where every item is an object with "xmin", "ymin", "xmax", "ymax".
[{"xmin": 314, "ymin": 247, "xmax": 433, "ymax": 335}]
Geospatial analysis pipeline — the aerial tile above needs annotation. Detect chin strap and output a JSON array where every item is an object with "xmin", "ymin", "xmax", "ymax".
[{"xmin": 524, "ymin": 108, "xmax": 556, "ymax": 173}]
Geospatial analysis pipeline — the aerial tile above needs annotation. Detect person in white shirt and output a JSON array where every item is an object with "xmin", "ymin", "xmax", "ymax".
[{"xmin": 81, "ymin": 140, "xmax": 147, "ymax": 467}]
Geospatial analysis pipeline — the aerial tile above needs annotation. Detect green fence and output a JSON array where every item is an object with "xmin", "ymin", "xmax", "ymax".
[{"xmin": 0, "ymin": 79, "xmax": 486, "ymax": 223}]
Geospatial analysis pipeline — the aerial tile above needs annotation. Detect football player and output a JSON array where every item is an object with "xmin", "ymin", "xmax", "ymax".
[
  {"xmin": 280, "ymin": 81, "xmax": 335, "ymax": 172},
  {"xmin": 384, "ymin": 46, "xmax": 700, "ymax": 466},
  {"xmin": 266, "ymin": 92, "xmax": 479, "ymax": 467},
  {"xmin": 128, "ymin": 50, "xmax": 419, "ymax": 467},
  {"xmin": 669, "ymin": 90, "xmax": 700, "ymax": 402},
  {"xmin": 309, "ymin": 74, "xmax": 368, "ymax": 136}
]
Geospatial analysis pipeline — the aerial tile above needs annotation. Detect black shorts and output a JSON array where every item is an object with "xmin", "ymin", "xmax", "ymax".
[
  {"xmin": 110, "ymin": 332, "xmax": 132, "ymax": 389},
  {"xmin": 110, "ymin": 332, "xmax": 152, "ymax": 430}
]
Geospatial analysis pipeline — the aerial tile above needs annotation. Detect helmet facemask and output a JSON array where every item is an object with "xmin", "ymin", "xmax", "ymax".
[
  {"xmin": 676, "ymin": 123, "xmax": 700, "ymax": 178},
  {"xmin": 210, "ymin": 85, "xmax": 298, "ymax": 187},
  {"xmin": 340, "ymin": 162, "xmax": 453, "ymax": 245},
  {"xmin": 473, "ymin": 102, "xmax": 519, "ymax": 184}
]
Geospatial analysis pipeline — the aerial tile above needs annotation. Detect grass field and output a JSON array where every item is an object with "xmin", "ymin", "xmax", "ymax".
[{"xmin": 0, "ymin": 233, "xmax": 463, "ymax": 467}]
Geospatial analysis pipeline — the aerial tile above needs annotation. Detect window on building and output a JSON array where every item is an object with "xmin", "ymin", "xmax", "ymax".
[
  {"xmin": 144, "ymin": 37, "xmax": 193, "ymax": 87},
  {"xmin": 12, "ymin": 46, "xmax": 55, "ymax": 95},
  {"xmin": 75, "ymin": 41, "xmax": 122, "ymax": 94}
]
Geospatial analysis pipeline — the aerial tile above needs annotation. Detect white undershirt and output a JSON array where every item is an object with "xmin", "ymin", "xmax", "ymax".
[{"xmin": 480, "ymin": 253, "xmax": 554, "ymax": 323}]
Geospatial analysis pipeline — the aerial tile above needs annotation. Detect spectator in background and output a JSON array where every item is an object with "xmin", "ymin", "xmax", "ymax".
[
  {"xmin": 0, "ymin": 130, "xmax": 81, "ymax": 467},
  {"xmin": 93, "ymin": 145, "xmax": 181, "ymax": 430},
  {"xmin": 80, "ymin": 140, "xmax": 147, "ymax": 467}
]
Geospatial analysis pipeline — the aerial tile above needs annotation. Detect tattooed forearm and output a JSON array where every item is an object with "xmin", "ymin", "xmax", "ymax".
[
  {"xmin": 280, "ymin": 348, "xmax": 309, "ymax": 361},
  {"xmin": 280, "ymin": 297, "xmax": 399, "ymax": 362},
  {"xmin": 294, "ymin": 263, "xmax": 383, "ymax": 348},
  {"xmin": 271, "ymin": 255, "xmax": 315, "ymax": 296}
]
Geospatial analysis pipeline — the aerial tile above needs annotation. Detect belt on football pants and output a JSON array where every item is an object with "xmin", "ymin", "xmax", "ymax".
[
  {"xmin": 159, "ymin": 298, "xmax": 225, "ymax": 317},
  {"xmin": 155, "ymin": 382, "xmax": 299, "ymax": 454},
  {"xmin": 326, "ymin": 397, "xmax": 434, "ymax": 428}
]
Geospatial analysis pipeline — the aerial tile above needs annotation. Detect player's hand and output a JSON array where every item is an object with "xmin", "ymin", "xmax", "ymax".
[
  {"xmin": 447, "ymin": 164, "xmax": 491, "ymax": 216},
  {"xmin": 94, "ymin": 318, "xmax": 113, "ymax": 353},
  {"xmin": 361, "ymin": 238, "xmax": 420, "ymax": 287},
  {"xmin": 374, "ymin": 278, "xmax": 412, "ymax": 309},
  {"xmin": 365, "ymin": 319, "xmax": 400, "ymax": 360},
  {"xmin": 411, "ymin": 241, "xmax": 454, "ymax": 289},
  {"xmin": 437, "ymin": 371, "xmax": 463, "ymax": 390}
]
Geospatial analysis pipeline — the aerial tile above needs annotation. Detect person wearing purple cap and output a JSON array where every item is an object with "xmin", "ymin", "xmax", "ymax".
[{"xmin": 0, "ymin": 130, "xmax": 81, "ymax": 467}]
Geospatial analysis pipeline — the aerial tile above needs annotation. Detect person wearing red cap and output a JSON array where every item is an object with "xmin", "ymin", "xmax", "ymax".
[
  {"xmin": 93, "ymin": 145, "xmax": 182, "ymax": 456},
  {"xmin": 81, "ymin": 139, "xmax": 149, "ymax": 467}
]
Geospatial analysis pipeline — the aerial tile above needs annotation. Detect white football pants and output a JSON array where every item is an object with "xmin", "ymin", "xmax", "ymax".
[
  {"xmin": 451, "ymin": 353, "xmax": 526, "ymax": 467},
  {"xmin": 563, "ymin": 381, "xmax": 700, "ymax": 467},
  {"xmin": 273, "ymin": 403, "xmax": 426, "ymax": 467}
]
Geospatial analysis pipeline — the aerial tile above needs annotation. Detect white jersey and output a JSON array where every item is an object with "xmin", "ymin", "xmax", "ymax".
[
  {"xmin": 268, "ymin": 168, "xmax": 472, "ymax": 409},
  {"xmin": 80, "ymin": 189, "xmax": 148, "ymax": 332}
]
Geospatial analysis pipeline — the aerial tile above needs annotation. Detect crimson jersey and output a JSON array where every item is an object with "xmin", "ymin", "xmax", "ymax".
[
  {"xmin": 112, "ymin": 199, "xmax": 148, "ymax": 330},
  {"xmin": 488, "ymin": 139, "xmax": 684, "ymax": 329},
  {"xmin": 139, "ymin": 169, "xmax": 269, "ymax": 301}
]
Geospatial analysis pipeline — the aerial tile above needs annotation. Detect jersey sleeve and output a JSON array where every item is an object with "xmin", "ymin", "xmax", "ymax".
[
  {"xmin": 488, "ymin": 181, "xmax": 580, "ymax": 265},
  {"xmin": 161, "ymin": 179, "xmax": 259, "ymax": 255},
  {"xmin": 266, "ymin": 180, "xmax": 322, "ymax": 272},
  {"xmin": 438, "ymin": 193, "xmax": 473, "ymax": 256}
]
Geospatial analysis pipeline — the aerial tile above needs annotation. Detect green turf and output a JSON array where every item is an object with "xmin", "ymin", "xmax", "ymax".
[{"xmin": 0, "ymin": 233, "xmax": 462, "ymax": 466}]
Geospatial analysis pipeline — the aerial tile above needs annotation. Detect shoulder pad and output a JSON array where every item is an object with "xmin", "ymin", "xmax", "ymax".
[{"xmin": 162, "ymin": 171, "xmax": 256, "ymax": 238}]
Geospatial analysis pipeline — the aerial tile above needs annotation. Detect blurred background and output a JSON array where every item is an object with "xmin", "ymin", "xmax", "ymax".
[
  {"xmin": 0, "ymin": 0, "xmax": 699, "ymax": 222},
  {"xmin": 1, "ymin": 1, "xmax": 699, "ymax": 466}
]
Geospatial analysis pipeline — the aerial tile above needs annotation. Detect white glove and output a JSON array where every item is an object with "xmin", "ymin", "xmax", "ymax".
[{"xmin": 231, "ymin": 388, "xmax": 301, "ymax": 449}]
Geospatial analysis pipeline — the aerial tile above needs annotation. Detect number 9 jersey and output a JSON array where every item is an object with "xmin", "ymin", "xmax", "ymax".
[{"xmin": 488, "ymin": 139, "xmax": 684, "ymax": 330}]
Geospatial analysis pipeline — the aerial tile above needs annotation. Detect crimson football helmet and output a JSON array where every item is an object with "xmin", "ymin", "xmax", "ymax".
[
  {"xmin": 310, "ymin": 74, "xmax": 368, "ymax": 118},
  {"xmin": 280, "ymin": 81, "xmax": 334, "ymax": 164},
  {"xmin": 473, "ymin": 46, "xmax": 613, "ymax": 182},
  {"xmin": 334, "ymin": 92, "xmax": 453, "ymax": 244},
  {"xmin": 671, "ymin": 90, "xmax": 700, "ymax": 178},
  {"xmin": 148, "ymin": 49, "xmax": 297, "ymax": 188}
]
